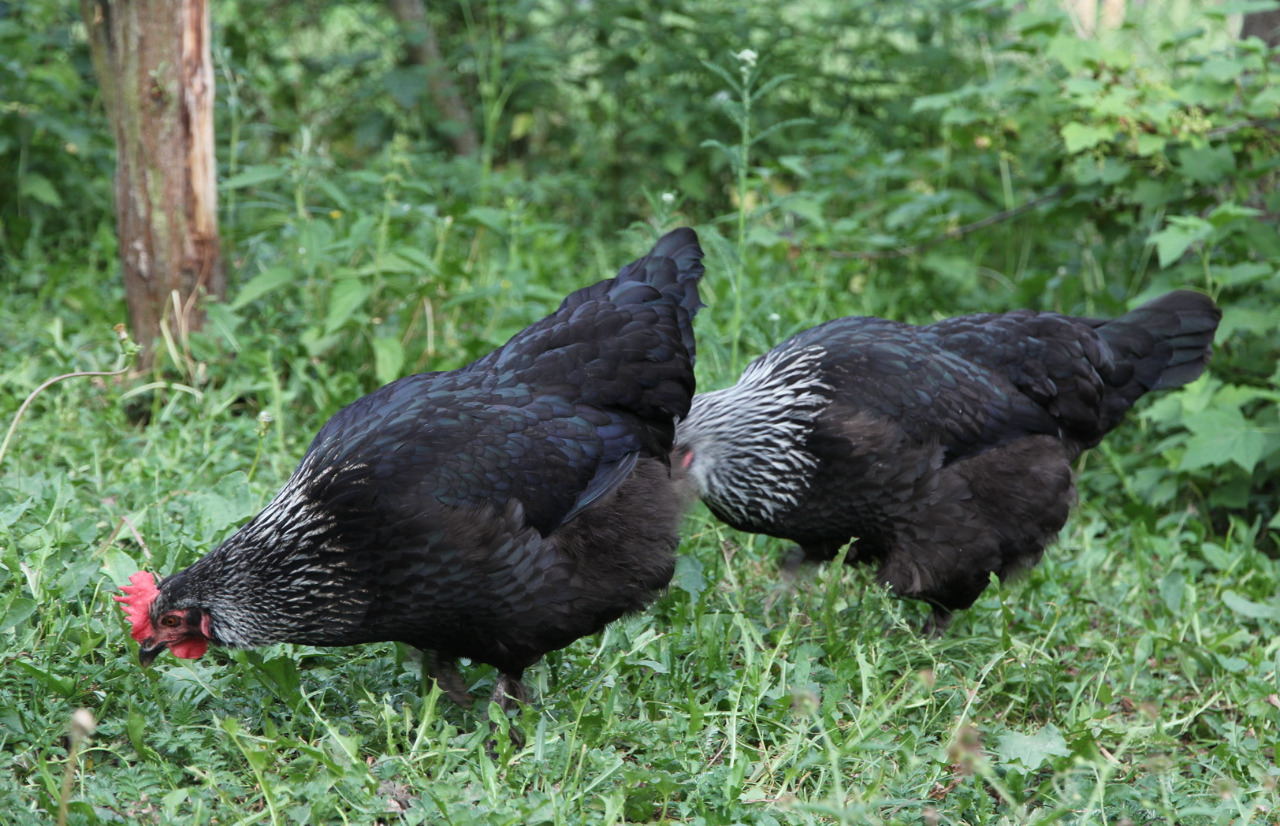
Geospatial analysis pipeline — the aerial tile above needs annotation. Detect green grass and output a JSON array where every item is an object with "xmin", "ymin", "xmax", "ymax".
[
  {"xmin": 3, "ymin": 2, "xmax": 1277, "ymax": 819},
  {"xmin": 1, "ymin": 230, "xmax": 1277, "ymax": 825}
]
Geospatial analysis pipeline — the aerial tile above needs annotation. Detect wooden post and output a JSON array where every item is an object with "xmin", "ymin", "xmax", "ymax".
[{"xmin": 81, "ymin": 0, "xmax": 225, "ymax": 368}]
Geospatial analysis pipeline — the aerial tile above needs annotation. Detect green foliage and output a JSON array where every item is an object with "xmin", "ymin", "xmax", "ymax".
[
  {"xmin": 3, "ymin": 0, "xmax": 1279, "ymax": 823},
  {"xmin": 0, "ymin": 1, "xmax": 115, "ymax": 274}
]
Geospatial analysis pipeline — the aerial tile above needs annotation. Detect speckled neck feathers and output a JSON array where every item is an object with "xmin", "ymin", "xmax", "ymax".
[{"xmin": 677, "ymin": 343, "xmax": 832, "ymax": 530}]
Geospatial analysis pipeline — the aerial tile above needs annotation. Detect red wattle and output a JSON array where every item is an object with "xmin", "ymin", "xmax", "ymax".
[{"xmin": 170, "ymin": 637, "xmax": 209, "ymax": 659}]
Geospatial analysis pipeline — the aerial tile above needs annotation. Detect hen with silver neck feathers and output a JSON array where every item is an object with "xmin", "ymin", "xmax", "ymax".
[
  {"xmin": 118, "ymin": 228, "xmax": 705, "ymax": 712},
  {"xmin": 676, "ymin": 291, "xmax": 1220, "ymax": 629}
]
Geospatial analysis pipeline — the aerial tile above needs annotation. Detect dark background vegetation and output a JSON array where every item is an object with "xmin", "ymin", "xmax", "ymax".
[{"xmin": 1, "ymin": 0, "xmax": 1278, "ymax": 822}]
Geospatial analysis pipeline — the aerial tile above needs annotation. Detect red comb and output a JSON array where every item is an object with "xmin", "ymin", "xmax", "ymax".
[{"xmin": 114, "ymin": 571, "xmax": 158, "ymax": 643}]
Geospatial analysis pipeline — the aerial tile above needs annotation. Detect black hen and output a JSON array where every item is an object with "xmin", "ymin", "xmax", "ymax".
[
  {"xmin": 676, "ymin": 291, "xmax": 1220, "ymax": 628},
  {"xmin": 118, "ymin": 228, "xmax": 705, "ymax": 711}
]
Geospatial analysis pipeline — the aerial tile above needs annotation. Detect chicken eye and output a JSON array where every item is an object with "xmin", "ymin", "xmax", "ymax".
[{"xmin": 160, "ymin": 615, "xmax": 180, "ymax": 628}]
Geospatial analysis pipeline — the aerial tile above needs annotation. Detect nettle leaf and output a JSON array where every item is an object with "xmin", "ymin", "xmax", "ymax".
[
  {"xmin": 232, "ymin": 266, "xmax": 295, "ymax": 310},
  {"xmin": 324, "ymin": 278, "xmax": 373, "ymax": 335},
  {"xmin": 19, "ymin": 173, "xmax": 62, "ymax": 207},
  {"xmin": 1180, "ymin": 406, "xmax": 1275, "ymax": 473},
  {"xmin": 464, "ymin": 206, "xmax": 510, "ymax": 235},
  {"xmin": 223, "ymin": 164, "xmax": 286, "ymax": 190},
  {"xmin": 372, "ymin": 336, "xmax": 405, "ymax": 386},
  {"xmin": 995, "ymin": 724, "xmax": 1071, "ymax": 770}
]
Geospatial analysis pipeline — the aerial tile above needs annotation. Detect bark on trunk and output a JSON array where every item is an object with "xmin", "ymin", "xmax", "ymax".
[
  {"xmin": 1100, "ymin": 0, "xmax": 1125, "ymax": 32},
  {"xmin": 1064, "ymin": 0, "xmax": 1125, "ymax": 37},
  {"xmin": 387, "ymin": 0, "xmax": 479, "ymax": 156},
  {"xmin": 1241, "ymin": 8, "xmax": 1280, "ymax": 50},
  {"xmin": 81, "ymin": 0, "xmax": 225, "ymax": 368}
]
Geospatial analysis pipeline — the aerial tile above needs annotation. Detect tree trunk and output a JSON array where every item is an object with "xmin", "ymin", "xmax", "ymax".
[
  {"xmin": 1065, "ymin": 0, "xmax": 1098, "ymax": 37},
  {"xmin": 1241, "ymin": 8, "xmax": 1280, "ymax": 50},
  {"xmin": 1100, "ymin": 0, "xmax": 1125, "ymax": 33},
  {"xmin": 81, "ymin": 0, "xmax": 225, "ymax": 369},
  {"xmin": 386, "ymin": 0, "xmax": 480, "ymax": 156}
]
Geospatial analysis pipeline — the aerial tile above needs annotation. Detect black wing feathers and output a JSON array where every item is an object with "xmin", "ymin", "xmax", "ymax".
[{"xmin": 306, "ymin": 228, "xmax": 703, "ymax": 538}]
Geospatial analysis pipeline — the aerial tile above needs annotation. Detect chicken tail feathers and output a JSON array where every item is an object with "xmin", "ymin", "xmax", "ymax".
[{"xmin": 1098, "ymin": 290, "xmax": 1221, "ymax": 398}]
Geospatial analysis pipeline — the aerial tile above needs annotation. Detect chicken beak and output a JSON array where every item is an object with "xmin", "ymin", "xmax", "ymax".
[{"xmin": 137, "ymin": 640, "xmax": 167, "ymax": 668}]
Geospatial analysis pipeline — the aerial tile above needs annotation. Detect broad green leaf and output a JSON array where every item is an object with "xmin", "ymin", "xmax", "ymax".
[
  {"xmin": 372, "ymin": 336, "xmax": 405, "ymax": 386},
  {"xmin": 384, "ymin": 66, "xmax": 425, "ymax": 108},
  {"xmin": 390, "ymin": 244, "xmax": 435, "ymax": 272},
  {"xmin": 1207, "ymin": 202, "xmax": 1262, "ymax": 228},
  {"xmin": 940, "ymin": 106, "xmax": 981, "ymax": 126},
  {"xmin": 1061, "ymin": 122, "xmax": 1112, "ymax": 154},
  {"xmin": 19, "ymin": 173, "xmax": 61, "ymax": 207},
  {"xmin": 1247, "ymin": 84, "xmax": 1280, "ymax": 117},
  {"xmin": 672, "ymin": 555, "xmax": 706, "ymax": 598},
  {"xmin": 1180, "ymin": 406, "xmax": 1274, "ymax": 473},
  {"xmin": 464, "ymin": 206, "xmax": 509, "ymax": 235},
  {"xmin": 0, "ymin": 597, "xmax": 36, "ymax": 632},
  {"xmin": 1047, "ymin": 33, "xmax": 1102, "ymax": 71},
  {"xmin": 1133, "ymin": 133, "xmax": 1166, "ymax": 157},
  {"xmin": 1201, "ymin": 543, "xmax": 1235, "ymax": 571},
  {"xmin": 911, "ymin": 91, "xmax": 962, "ymax": 112},
  {"xmin": 1200, "ymin": 56, "xmax": 1246, "ymax": 84},
  {"xmin": 232, "ymin": 266, "xmax": 295, "ymax": 309},
  {"xmin": 222, "ymin": 164, "xmax": 285, "ymax": 190},
  {"xmin": 1160, "ymin": 572, "xmax": 1185, "ymax": 615},
  {"xmin": 995, "ymin": 724, "xmax": 1070, "ymax": 770},
  {"xmin": 1176, "ymin": 145, "xmax": 1236, "ymax": 185},
  {"xmin": 1222, "ymin": 590, "xmax": 1280, "ymax": 621},
  {"xmin": 1216, "ymin": 261, "xmax": 1275, "ymax": 287},
  {"xmin": 13, "ymin": 659, "xmax": 74, "ymax": 697},
  {"xmin": 1061, "ymin": 77, "xmax": 1103, "ymax": 96},
  {"xmin": 0, "ymin": 498, "xmax": 32, "ymax": 528},
  {"xmin": 56, "ymin": 557, "xmax": 97, "ymax": 598},
  {"xmin": 1070, "ymin": 156, "xmax": 1131, "ymax": 185},
  {"xmin": 1220, "ymin": 306, "xmax": 1280, "ymax": 339},
  {"xmin": 256, "ymin": 653, "xmax": 302, "ymax": 699},
  {"xmin": 102, "ymin": 548, "xmax": 141, "ymax": 587},
  {"xmin": 1151, "ymin": 217, "xmax": 1212, "ymax": 268},
  {"xmin": 324, "ymin": 278, "xmax": 372, "ymax": 335}
]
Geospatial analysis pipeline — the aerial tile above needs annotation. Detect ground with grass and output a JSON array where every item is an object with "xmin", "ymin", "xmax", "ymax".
[
  {"xmin": 3, "ymin": 1, "xmax": 1278, "ymax": 823},
  {"xmin": 3, "ymin": 233, "xmax": 1277, "ymax": 824}
]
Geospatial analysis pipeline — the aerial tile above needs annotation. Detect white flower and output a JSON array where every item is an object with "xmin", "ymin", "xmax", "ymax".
[
  {"xmin": 713, "ymin": 90, "xmax": 731, "ymax": 105},
  {"xmin": 661, "ymin": 192, "xmax": 676, "ymax": 206},
  {"xmin": 735, "ymin": 49, "xmax": 758, "ymax": 68},
  {"xmin": 768, "ymin": 313, "xmax": 781, "ymax": 322},
  {"xmin": 257, "ymin": 410, "xmax": 275, "ymax": 425}
]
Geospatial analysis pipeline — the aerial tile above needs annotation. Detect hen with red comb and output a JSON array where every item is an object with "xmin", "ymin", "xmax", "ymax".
[{"xmin": 115, "ymin": 229, "xmax": 704, "ymax": 713}]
